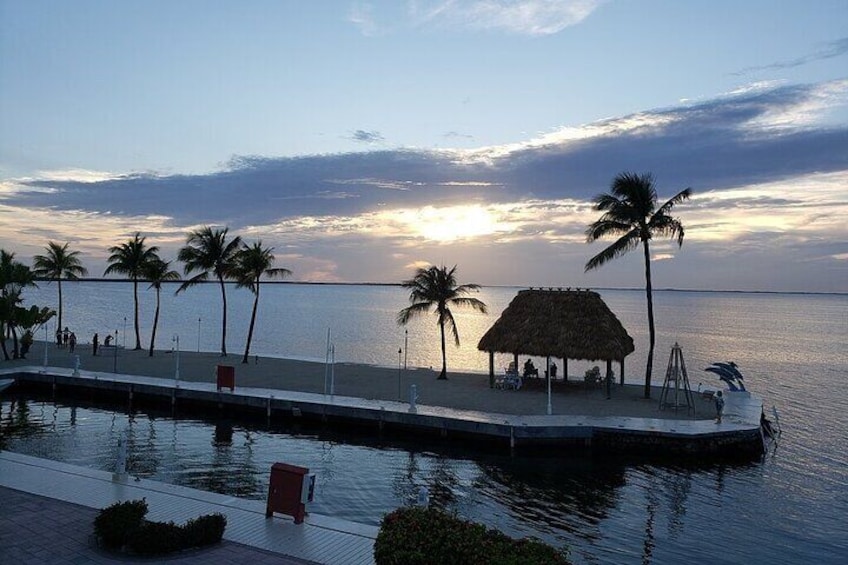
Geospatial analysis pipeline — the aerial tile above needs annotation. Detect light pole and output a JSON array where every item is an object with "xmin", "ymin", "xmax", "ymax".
[
  {"xmin": 398, "ymin": 347, "xmax": 402, "ymax": 401},
  {"xmin": 42, "ymin": 323, "xmax": 48, "ymax": 372},
  {"xmin": 173, "ymin": 334, "xmax": 180, "ymax": 386},
  {"xmin": 404, "ymin": 330, "xmax": 408, "ymax": 370},
  {"xmin": 197, "ymin": 317, "xmax": 201, "ymax": 353},
  {"xmin": 113, "ymin": 330, "xmax": 118, "ymax": 373},
  {"xmin": 122, "ymin": 317, "xmax": 127, "ymax": 349}
]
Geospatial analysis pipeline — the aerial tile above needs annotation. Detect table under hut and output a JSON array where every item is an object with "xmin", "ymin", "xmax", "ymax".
[{"xmin": 477, "ymin": 288, "xmax": 635, "ymax": 393}]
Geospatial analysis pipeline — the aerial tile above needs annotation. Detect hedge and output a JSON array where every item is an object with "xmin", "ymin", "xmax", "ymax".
[
  {"xmin": 374, "ymin": 506, "xmax": 569, "ymax": 565},
  {"xmin": 93, "ymin": 498, "xmax": 227, "ymax": 556}
]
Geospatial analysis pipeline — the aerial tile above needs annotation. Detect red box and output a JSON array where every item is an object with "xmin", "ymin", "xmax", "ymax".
[
  {"xmin": 266, "ymin": 462, "xmax": 309, "ymax": 524},
  {"xmin": 216, "ymin": 365, "xmax": 235, "ymax": 391}
]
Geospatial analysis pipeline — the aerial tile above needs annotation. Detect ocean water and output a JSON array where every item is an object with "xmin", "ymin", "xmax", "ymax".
[{"xmin": 4, "ymin": 283, "xmax": 847, "ymax": 563}]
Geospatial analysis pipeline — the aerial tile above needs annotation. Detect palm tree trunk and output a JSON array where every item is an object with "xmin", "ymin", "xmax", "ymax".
[
  {"xmin": 133, "ymin": 278, "xmax": 142, "ymax": 350},
  {"xmin": 642, "ymin": 240, "xmax": 655, "ymax": 399},
  {"xmin": 243, "ymin": 283, "xmax": 259, "ymax": 364},
  {"xmin": 149, "ymin": 288, "xmax": 160, "ymax": 357},
  {"xmin": 438, "ymin": 317, "xmax": 448, "ymax": 380},
  {"xmin": 0, "ymin": 322, "xmax": 9, "ymax": 361},
  {"xmin": 57, "ymin": 278, "xmax": 63, "ymax": 335},
  {"xmin": 218, "ymin": 276, "xmax": 228, "ymax": 356}
]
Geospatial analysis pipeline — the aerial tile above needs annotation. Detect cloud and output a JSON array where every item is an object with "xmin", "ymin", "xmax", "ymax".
[
  {"xmin": 735, "ymin": 37, "xmax": 848, "ymax": 75},
  {"xmin": 408, "ymin": 0, "xmax": 606, "ymax": 35},
  {"xmin": 3, "ymin": 79, "xmax": 846, "ymax": 290},
  {"xmin": 349, "ymin": 129, "xmax": 385, "ymax": 143},
  {"xmin": 348, "ymin": 2, "xmax": 381, "ymax": 37}
]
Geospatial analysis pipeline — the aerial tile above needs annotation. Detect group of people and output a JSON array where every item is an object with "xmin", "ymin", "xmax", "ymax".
[
  {"xmin": 55, "ymin": 327, "xmax": 115, "ymax": 356},
  {"xmin": 55, "ymin": 327, "xmax": 78, "ymax": 353}
]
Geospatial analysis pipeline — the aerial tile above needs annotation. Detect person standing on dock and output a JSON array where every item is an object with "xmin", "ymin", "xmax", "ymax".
[
  {"xmin": 69, "ymin": 332, "xmax": 76, "ymax": 353},
  {"xmin": 714, "ymin": 390, "xmax": 725, "ymax": 423},
  {"xmin": 92, "ymin": 333, "xmax": 99, "ymax": 356}
]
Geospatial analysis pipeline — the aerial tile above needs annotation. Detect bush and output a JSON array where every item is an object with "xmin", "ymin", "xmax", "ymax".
[
  {"xmin": 127, "ymin": 520, "xmax": 184, "ymax": 556},
  {"xmin": 94, "ymin": 499, "xmax": 148, "ymax": 549},
  {"xmin": 182, "ymin": 513, "xmax": 228, "ymax": 548},
  {"xmin": 93, "ymin": 498, "xmax": 227, "ymax": 556},
  {"xmin": 374, "ymin": 506, "xmax": 569, "ymax": 565}
]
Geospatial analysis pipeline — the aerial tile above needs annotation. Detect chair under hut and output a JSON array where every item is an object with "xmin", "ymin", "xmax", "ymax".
[{"xmin": 477, "ymin": 288, "xmax": 635, "ymax": 393}]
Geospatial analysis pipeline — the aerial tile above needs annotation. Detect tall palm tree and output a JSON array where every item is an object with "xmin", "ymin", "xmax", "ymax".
[
  {"xmin": 0, "ymin": 250, "xmax": 39, "ymax": 360},
  {"xmin": 232, "ymin": 241, "xmax": 292, "ymax": 364},
  {"xmin": 104, "ymin": 233, "xmax": 159, "ymax": 350},
  {"xmin": 397, "ymin": 265, "xmax": 487, "ymax": 380},
  {"xmin": 142, "ymin": 257, "xmax": 180, "ymax": 357},
  {"xmin": 585, "ymin": 172, "xmax": 692, "ymax": 399},
  {"xmin": 32, "ymin": 241, "xmax": 87, "ymax": 335},
  {"xmin": 177, "ymin": 226, "xmax": 242, "ymax": 356}
]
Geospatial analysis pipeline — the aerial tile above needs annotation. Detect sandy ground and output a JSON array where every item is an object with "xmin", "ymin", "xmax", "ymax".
[{"xmin": 4, "ymin": 341, "xmax": 714, "ymax": 420}]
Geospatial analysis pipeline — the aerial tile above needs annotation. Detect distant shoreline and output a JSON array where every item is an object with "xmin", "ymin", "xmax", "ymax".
[{"xmin": 33, "ymin": 278, "xmax": 847, "ymax": 296}]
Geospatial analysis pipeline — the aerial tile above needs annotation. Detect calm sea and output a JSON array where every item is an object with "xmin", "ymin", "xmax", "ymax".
[{"xmin": 3, "ymin": 283, "xmax": 847, "ymax": 563}]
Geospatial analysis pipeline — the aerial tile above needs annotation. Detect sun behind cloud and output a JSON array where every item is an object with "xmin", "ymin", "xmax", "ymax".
[{"xmin": 399, "ymin": 204, "xmax": 511, "ymax": 242}]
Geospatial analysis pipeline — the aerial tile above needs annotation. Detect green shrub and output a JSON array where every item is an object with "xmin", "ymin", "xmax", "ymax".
[
  {"xmin": 93, "ymin": 499, "xmax": 226, "ymax": 556},
  {"xmin": 182, "ymin": 513, "xmax": 228, "ymax": 547},
  {"xmin": 127, "ymin": 520, "xmax": 184, "ymax": 556},
  {"xmin": 93, "ymin": 499, "xmax": 148, "ymax": 549},
  {"xmin": 374, "ymin": 506, "xmax": 569, "ymax": 565}
]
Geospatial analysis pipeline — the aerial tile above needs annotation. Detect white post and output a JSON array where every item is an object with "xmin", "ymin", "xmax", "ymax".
[
  {"xmin": 330, "ymin": 343, "xmax": 335, "ymax": 396},
  {"xmin": 174, "ymin": 335, "xmax": 180, "ymax": 387},
  {"xmin": 397, "ymin": 347, "xmax": 402, "ymax": 401},
  {"xmin": 42, "ymin": 324, "xmax": 48, "ymax": 372},
  {"xmin": 546, "ymin": 356, "xmax": 552, "ymax": 415},
  {"xmin": 73, "ymin": 355, "xmax": 80, "ymax": 377},
  {"xmin": 324, "ymin": 328, "xmax": 330, "ymax": 395}
]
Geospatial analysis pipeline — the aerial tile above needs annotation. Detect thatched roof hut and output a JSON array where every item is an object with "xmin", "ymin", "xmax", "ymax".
[{"xmin": 477, "ymin": 288, "xmax": 634, "ymax": 385}]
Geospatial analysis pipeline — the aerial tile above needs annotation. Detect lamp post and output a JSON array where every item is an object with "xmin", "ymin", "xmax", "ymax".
[
  {"xmin": 404, "ymin": 330, "xmax": 408, "ymax": 370},
  {"xmin": 42, "ymin": 323, "xmax": 48, "ymax": 372},
  {"xmin": 122, "ymin": 317, "xmax": 127, "ymax": 349},
  {"xmin": 173, "ymin": 334, "xmax": 180, "ymax": 387},
  {"xmin": 197, "ymin": 317, "xmax": 201, "ymax": 353},
  {"xmin": 112, "ymin": 330, "xmax": 118, "ymax": 373},
  {"xmin": 398, "ymin": 347, "xmax": 402, "ymax": 401}
]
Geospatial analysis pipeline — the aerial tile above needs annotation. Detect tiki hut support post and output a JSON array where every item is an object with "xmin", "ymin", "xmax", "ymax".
[
  {"xmin": 546, "ymin": 356, "xmax": 552, "ymax": 415},
  {"xmin": 488, "ymin": 351, "xmax": 495, "ymax": 388},
  {"xmin": 564, "ymin": 358, "xmax": 568, "ymax": 381},
  {"xmin": 620, "ymin": 359, "xmax": 625, "ymax": 386},
  {"xmin": 513, "ymin": 352, "xmax": 518, "ymax": 372},
  {"xmin": 605, "ymin": 359, "xmax": 613, "ymax": 399}
]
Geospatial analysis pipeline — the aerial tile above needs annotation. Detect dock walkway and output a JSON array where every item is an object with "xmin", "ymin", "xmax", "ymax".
[{"xmin": 0, "ymin": 451, "xmax": 377, "ymax": 564}]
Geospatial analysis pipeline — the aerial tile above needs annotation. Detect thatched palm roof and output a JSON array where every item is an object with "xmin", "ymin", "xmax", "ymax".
[{"xmin": 477, "ymin": 288, "xmax": 634, "ymax": 361}]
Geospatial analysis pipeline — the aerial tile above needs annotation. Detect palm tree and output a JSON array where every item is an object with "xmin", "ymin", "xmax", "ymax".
[
  {"xmin": 0, "ymin": 250, "xmax": 39, "ymax": 360},
  {"xmin": 142, "ymin": 257, "xmax": 180, "ymax": 357},
  {"xmin": 585, "ymin": 172, "xmax": 692, "ymax": 399},
  {"xmin": 397, "ymin": 265, "xmax": 487, "ymax": 380},
  {"xmin": 104, "ymin": 233, "xmax": 159, "ymax": 350},
  {"xmin": 32, "ymin": 241, "xmax": 87, "ymax": 335},
  {"xmin": 177, "ymin": 226, "xmax": 242, "ymax": 356},
  {"xmin": 232, "ymin": 241, "xmax": 292, "ymax": 364}
]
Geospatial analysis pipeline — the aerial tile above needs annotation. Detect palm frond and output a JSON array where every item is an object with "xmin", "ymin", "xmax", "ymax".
[{"xmin": 584, "ymin": 228, "xmax": 641, "ymax": 272}]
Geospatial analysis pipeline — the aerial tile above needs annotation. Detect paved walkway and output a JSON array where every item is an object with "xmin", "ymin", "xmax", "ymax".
[
  {"xmin": 0, "ymin": 487, "xmax": 314, "ymax": 564},
  {"xmin": 0, "ymin": 451, "xmax": 377, "ymax": 564},
  {"xmin": 4, "ymin": 342, "xmax": 714, "ymax": 420}
]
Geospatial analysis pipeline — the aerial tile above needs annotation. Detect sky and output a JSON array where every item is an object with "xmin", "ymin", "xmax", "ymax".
[{"xmin": 1, "ymin": 0, "xmax": 846, "ymax": 292}]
